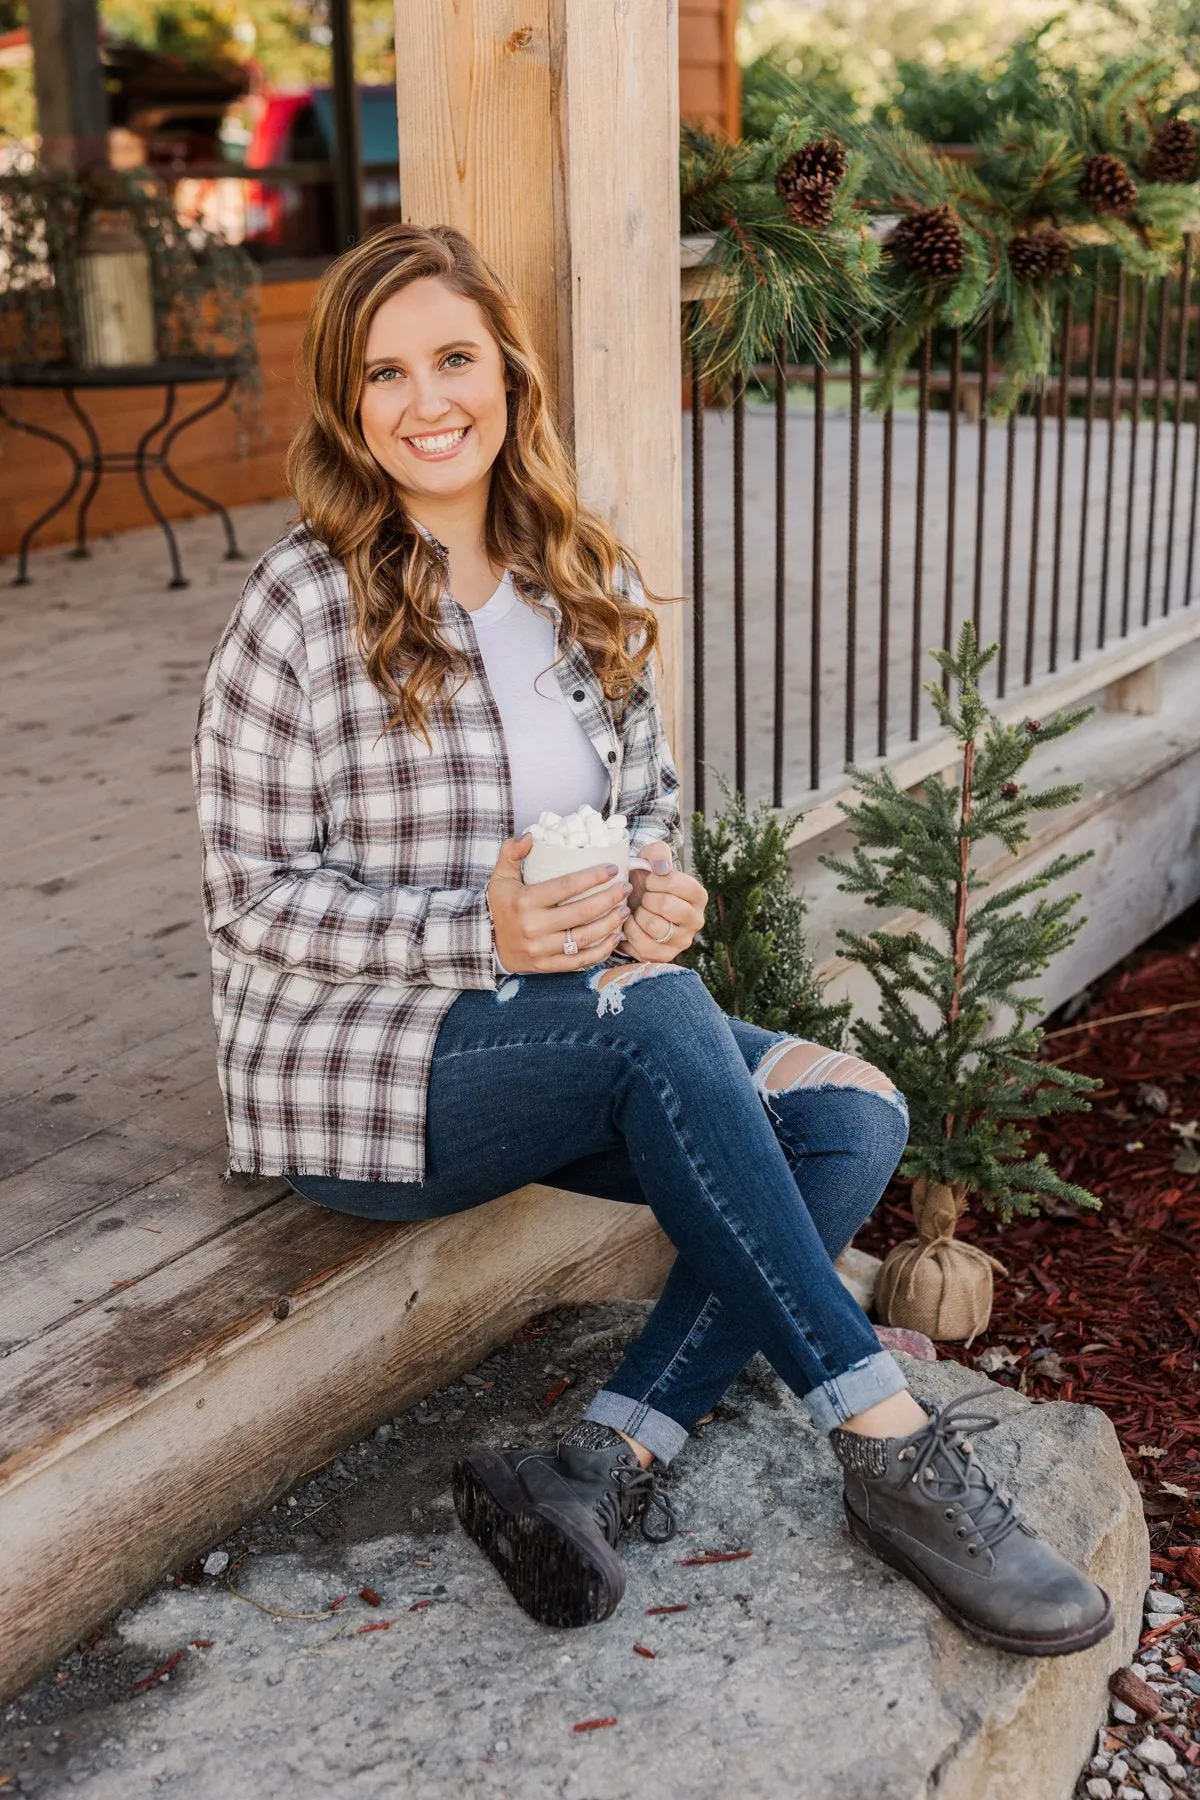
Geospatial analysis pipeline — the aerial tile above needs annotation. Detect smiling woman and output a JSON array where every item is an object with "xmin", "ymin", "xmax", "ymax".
[
  {"xmin": 191, "ymin": 223, "xmax": 1110, "ymax": 1656},
  {"xmin": 358, "ymin": 282, "xmax": 510, "ymax": 610}
]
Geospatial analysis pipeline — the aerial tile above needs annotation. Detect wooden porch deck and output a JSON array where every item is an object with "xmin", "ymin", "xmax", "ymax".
[{"xmin": 0, "ymin": 506, "xmax": 671, "ymax": 1702}]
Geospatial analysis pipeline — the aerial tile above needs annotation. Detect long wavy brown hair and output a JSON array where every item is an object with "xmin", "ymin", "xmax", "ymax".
[{"xmin": 287, "ymin": 223, "xmax": 667, "ymax": 742}]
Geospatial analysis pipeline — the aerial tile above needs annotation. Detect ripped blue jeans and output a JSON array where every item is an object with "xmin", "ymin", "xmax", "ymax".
[{"xmin": 285, "ymin": 964, "xmax": 911, "ymax": 1464}]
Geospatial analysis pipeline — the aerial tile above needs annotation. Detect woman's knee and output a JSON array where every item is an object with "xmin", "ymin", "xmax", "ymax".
[{"xmin": 753, "ymin": 1037, "xmax": 910, "ymax": 1169}]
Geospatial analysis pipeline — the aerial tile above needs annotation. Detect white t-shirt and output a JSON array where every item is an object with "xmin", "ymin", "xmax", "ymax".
[{"xmin": 469, "ymin": 571, "xmax": 610, "ymax": 834}]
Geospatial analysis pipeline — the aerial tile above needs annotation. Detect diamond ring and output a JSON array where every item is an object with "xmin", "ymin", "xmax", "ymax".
[{"xmin": 563, "ymin": 928, "xmax": 579, "ymax": 955}]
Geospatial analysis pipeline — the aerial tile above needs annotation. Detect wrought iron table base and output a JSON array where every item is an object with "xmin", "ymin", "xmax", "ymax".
[{"xmin": 2, "ymin": 375, "xmax": 244, "ymax": 589}]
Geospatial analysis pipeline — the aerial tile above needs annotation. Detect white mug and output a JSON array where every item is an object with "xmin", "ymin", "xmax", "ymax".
[{"xmin": 521, "ymin": 831, "xmax": 652, "ymax": 901}]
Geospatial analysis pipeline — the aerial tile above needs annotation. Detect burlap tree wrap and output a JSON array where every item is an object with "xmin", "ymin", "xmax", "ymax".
[{"xmin": 874, "ymin": 1177, "xmax": 1006, "ymax": 1345}]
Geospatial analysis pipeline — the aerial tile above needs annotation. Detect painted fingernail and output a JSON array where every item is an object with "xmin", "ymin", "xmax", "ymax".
[
  {"xmin": 619, "ymin": 905, "xmax": 631, "ymax": 919},
  {"xmin": 651, "ymin": 859, "xmax": 671, "ymax": 875},
  {"xmin": 605, "ymin": 863, "xmax": 620, "ymax": 876},
  {"xmin": 621, "ymin": 882, "xmax": 634, "ymax": 895}
]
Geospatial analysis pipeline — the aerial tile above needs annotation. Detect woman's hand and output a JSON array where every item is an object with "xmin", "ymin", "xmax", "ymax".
[
  {"xmin": 487, "ymin": 834, "xmax": 633, "ymax": 973},
  {"xmin": 621, "ymin": 843, "xmax": 707, "ymax": 962}
]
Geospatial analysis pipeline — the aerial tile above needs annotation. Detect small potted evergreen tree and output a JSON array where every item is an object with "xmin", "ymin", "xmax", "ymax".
[{"xmin": 821, "ymin": 625, "xmax": 1101, "ymax": 1342}]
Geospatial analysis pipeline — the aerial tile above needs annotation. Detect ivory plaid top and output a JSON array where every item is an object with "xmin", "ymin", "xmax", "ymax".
[{"xmin": 192, "ymin": 523, "xmax": 683, "ymax": 1183}]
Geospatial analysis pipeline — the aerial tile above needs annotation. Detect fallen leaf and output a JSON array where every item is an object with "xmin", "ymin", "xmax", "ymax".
[
  {"xmin": 975, "ymin": 1345, "xmax": 1020, "ymax": 1373},
  {"xmin": 409, "ymin": 1599, "xmax": 433, "ymax": 1612},
  {"xmin": 1168, "ymin": 1119, "xmax": 1200, "ymax": 1141},
  {"xmin": 539, "ymin": 1377, "xmax": 572, "ymax": 1410},
  {"xmin": 1138, "ymin": 1446, "xmax": 1169, "ymax": 1460},
  {"xmin": 573, "ymin": 1718, "xmax": 618, "ymax": 1733},
  {"xmin": 645, "ymin": 1604, "xmax": 689, "ymax": 1615},
  {"xmin": 1028, "ymin": 1350, "xmax": 1070, "ymax": 1382},
  {"xmin": 1173, "ymin": 1142, "xmax": 1200, "ymax": 1175},
  {"xmin": 1138, "ymin": 1083, "xmax": 1170, "ymax": 1114},
  {"xmin": 188, "ymin": 1639, "xmax": 215, "ymax": 1649},
  {"xmin": 1160, "ymin": 1481, "xmax": 1193, "ymax": 1498},
  {"xmin": 356, "ymin": 1620, "xmax": 393, "ymax": 1634},
  {"xmin": 359, "ymin": 1586, "xmax": 382, "ymax": 1607},
  {"xmin": 632, "ymin": 1644, "xmax": 656, "ymax": 1658}
]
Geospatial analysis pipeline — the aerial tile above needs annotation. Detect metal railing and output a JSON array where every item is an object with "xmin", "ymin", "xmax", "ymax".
[{"xmin": 682, "ymin": 239, "xmax": 1200, "ymax": 821}]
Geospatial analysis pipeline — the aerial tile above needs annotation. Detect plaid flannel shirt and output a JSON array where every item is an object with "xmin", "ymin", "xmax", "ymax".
[{"xmin": 192, "ymin": 523, "xmax": 683, "ymax": 1183}]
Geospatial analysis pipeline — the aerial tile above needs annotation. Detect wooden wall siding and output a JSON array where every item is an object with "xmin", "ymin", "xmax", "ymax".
[
  {"xmin": 679, "ymin": 0, "xmax": 740, "ymax": 139},
  {"xmin": 0, "ymin": 280, "xmax": 313, "ymax": 563}
]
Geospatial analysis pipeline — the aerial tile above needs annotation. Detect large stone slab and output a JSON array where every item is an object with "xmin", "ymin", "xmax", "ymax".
[{"xmin": 3, "ymin": 1312, "xmax": 1147, "ymax": 1800}]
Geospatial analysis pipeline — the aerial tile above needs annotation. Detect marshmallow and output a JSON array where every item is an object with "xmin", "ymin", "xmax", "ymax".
[{"xmin": 519, "ymin": 805, "xmax": 628, "ymax": 846}]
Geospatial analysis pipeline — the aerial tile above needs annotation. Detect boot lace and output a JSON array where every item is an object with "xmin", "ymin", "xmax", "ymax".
[
  {"xmin": 905, "ymin": 1389, "xmax": 1022, "ymax": 1556},
  {"xmin": 593, "ymin": 1462, "xmax": 677, "ymax": 1546}
]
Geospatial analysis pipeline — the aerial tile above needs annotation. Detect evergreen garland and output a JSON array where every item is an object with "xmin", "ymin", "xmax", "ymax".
[
  {"xmin": 682, "ymin": 778, "xmax": 850, "ymax": 1044},
  {"xmin": 685, "ymin": 60, "xmax": 1200, "ymax": 413},
  {"xmin": 680, "ymin": 114, "xmax": 881, "ymax": 379},
  {"xmin": 821, "ymin": 626, "xmax": 1102, "ymax": 1222}
]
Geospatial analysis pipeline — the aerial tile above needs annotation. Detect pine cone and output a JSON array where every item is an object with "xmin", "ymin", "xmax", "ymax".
[
  {"xmin": 888, "ymin": 205, "xmax": 965, "ymax": 279},
  {"xmin": 775, "ymin": 138, "xmax": 848, "ymax": 228},
  {"xmin": 1077, "ymin": 152, "xmax": 1138, "ymax": 217},
  {"xmin": 1145, "ymin": 118, "xmax": 1200, "ymax": 185},
  {"xmin": 1001, "ymin": 781, "xmax": 1021, "ymax": 800},
  {"xmin": 1007, "ymin": 228, "xmax": 1072, "ymax": 284}
]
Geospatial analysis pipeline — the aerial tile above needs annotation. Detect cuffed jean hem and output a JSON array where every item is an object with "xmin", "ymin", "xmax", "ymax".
[
  {"xmin": 802, "ymin": 1348, "xmax": 909, "ymax": 1433},
  {"xmin": 582, "ymin": 1390, "xmax": 692, "ymax": 1466}
]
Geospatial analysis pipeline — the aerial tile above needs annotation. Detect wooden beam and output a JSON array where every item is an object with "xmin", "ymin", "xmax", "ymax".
[
  {"xmin": 27, "ymin": 0, "xmax": 108, "ymax": 171},
  {"xmin": 0, "ymin": 1176, "xmax": 674, "ymax": 1702},
  {"xmin": 395, "ymin": 0, "xmax": 684, "ymax": 750}
]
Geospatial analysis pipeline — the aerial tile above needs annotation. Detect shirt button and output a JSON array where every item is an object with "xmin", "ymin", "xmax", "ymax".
[
  {"xmin": 607, "ymin": 750, "xmax": 617, "ymax": 763},
  {"xmin": 572, "ymin": 688, "xmax": 586, "ymax": 702}
]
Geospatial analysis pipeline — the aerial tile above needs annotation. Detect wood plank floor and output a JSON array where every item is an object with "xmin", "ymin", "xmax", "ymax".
[{"xmin": 0, "ymin": 498, "xmax": 295, "ymax": 1360}]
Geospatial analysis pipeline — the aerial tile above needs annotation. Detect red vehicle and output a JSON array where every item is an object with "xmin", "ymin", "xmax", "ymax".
[{"xmin": 242, "ymin": 86, "xmax": 401, "ymax": 257}]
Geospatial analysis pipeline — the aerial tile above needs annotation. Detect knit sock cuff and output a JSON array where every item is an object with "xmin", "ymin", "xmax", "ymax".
[
  {"xmin": 830, "ymin": 1427, "xmax": 890, "ymax": 1478},
  {"xmin": 559, "ymin": 1419, "xmax": 634, "ymax": 1456}
]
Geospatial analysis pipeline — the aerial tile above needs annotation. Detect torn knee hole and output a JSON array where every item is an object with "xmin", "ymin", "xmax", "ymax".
[{"xmin": 753, "ymin": 1038, "xmax": 897, "ymax": 1096}]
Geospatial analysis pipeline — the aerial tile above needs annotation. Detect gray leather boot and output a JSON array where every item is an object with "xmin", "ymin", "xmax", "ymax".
[
  {"xmin": 833, "ymin": 1388, "xmax": 1115, "ymax": 1656},
  {"xmin": 452, "ymin": 1428, "xmax": 676, "ymax": 1628}
]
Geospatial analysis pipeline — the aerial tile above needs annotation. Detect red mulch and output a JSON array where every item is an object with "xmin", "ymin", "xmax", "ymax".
[{"xmin": 857, "ymin": 919, "xmax": 1200, "ymax": 1561}]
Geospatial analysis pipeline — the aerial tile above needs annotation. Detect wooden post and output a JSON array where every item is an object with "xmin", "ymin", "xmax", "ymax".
[
  {"xmin": 1106, "ymin": 659, "xmax": 1164, "ymax": 716},
  {"xmin": 28, "ymin": 0, "xmax": 108, "ymax": 171},
  {"xmin": 395, "ymin": 1, "xmax": 684, "ymax": 749}
]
